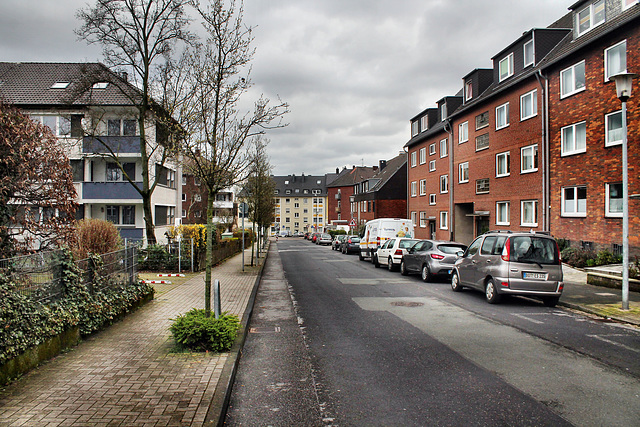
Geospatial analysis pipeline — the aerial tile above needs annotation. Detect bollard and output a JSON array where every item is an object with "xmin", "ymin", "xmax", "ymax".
[{"xmin": 214, "ymin": 279, "xmax": 221, "ymax": 319}]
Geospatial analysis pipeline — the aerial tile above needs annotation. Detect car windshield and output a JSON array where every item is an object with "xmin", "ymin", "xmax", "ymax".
[
  {"xmin": 510, "ymin": 236, "xmax": 558, "ymax": 265},
  {"xmin": 399, "ymin": 239, "xmax": 419, "ymax": 249},
  {"xmin": 438, "ymin": 244, "xmax": 467, "ymax": 254}
]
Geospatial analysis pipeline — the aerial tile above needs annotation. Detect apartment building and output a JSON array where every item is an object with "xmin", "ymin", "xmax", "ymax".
[
  {"xmin": 0, "ymin": 62, "xmax": 181, "ymax": 244},
  {"xmin": 272, "ymin": 174, "xmax": 328, "ymax": 234},
  {"xmin": 326, "ymin": 166, "xmax": 378, "ymax": 227},
  {"xmin": 180, "ymin": 172, "xmax": 236, "ymax": 231}
]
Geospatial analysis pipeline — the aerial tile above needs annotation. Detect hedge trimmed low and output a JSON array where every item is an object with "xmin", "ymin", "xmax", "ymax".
[{"xmin": 170, "ymin": 309, "xmax": 240, "ymax": 353}]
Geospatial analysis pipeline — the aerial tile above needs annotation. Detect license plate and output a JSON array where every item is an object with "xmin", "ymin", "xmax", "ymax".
[
  {"xmin": 448, "ymin": 269, "xmax": 452, "ymax": 275},
  {"xmin": 523, "ymin": 272, "xmax": 546, "ymax": 280}
]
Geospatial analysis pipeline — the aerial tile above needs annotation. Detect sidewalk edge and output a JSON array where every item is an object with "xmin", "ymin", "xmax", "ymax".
[
  {"xmin": 558, "ymin": 301, "xmax": 640, "ymax": 327},
  {"xmin": 204, "ymin": 246, "xmax": 270, "ymax": 426}
]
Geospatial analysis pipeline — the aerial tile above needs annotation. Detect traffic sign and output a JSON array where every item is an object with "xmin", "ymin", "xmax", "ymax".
[{"xmin": 349, "ymin": 218, "xmax": 357, "ymax": 227}]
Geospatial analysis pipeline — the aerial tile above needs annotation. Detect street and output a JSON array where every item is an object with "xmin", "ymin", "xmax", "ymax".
[{"xmin": 226, "ymin": 239, "xmax": 640, "ymax": 426}]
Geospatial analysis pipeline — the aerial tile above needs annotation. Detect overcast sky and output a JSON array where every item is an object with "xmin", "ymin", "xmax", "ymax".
[{"xmin": 0, "ymin": 0, "xmax": 572, "ymax": 176}]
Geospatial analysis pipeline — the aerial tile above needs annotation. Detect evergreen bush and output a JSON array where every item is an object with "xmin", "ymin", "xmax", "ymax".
[{"xmin": 170, "ymin": 309, "xmax": 240, "ymax": 352}]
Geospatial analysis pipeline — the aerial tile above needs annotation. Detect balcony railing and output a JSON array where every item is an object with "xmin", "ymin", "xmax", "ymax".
[
  {"xmin": 83, "ymin": 136, "xmax": 141, "ymax": 154},
  {"xmin": 82, "ymin": 181, "xmax": 143, "ymax": 200}
]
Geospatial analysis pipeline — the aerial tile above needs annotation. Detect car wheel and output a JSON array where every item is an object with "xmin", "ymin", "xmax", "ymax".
[
  {"xmin": 542, "ymin": 296, "xmax": 560, "ymax": 307},
  {"xmin": 485, "ymin": 279, "xmax": 501, "ymax": 304},
  {"xmin": 373, "ymin": 255, "xmax": 380, "ymax": 268},
  {"xmin": 421, "ymin": 264, "xmax": 431, "ymax": 283},
  {"xmin": 400, "ymin": 260, "xmax": 408, "ymax": 276},
  {"xmin": 387, "ymin": 257, "xmax": 395, "ymax": 271},
  {"xmin": 359, "ymin": 251, "xmax": 364, "ymax": 261},
  {"xmin": 451, "ymin": 272, "xmax": 463, "ymax": 292}
]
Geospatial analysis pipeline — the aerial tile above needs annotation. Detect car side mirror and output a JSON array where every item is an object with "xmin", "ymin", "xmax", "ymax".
[
  {"xmin": 408, "ymin": 248, "xmax": 414, "ymax": 254},
  {"xmin": 456, "ymin": 251, "xmax": 465, "ymax": 257}
]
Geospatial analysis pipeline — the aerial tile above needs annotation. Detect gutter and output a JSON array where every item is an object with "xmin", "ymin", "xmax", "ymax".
[
  {"xmin": 534, "ymin": 69, "xmax": 550, "ymax": 232},
  {"xmin": 444, "ymin": 119, "xmax": 454, "ymax": 241}
]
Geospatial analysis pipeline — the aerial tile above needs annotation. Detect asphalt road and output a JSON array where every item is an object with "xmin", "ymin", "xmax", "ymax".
[{"xmin": 226, "ymin": 239, "xmax": 640, "ymax": 426}]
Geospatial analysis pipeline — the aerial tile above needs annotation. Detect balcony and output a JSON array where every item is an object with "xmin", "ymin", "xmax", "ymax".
[
  {"xmin": 83, "ymin": 136, "xmax": 141, "ymax": 154},
  {"xmin": 213, "ymin": 201, "xmax": 233, "ymax": 209},
  {"xmin": 82, "ymin": 181, "xmax": 143, "ymax": 200}
]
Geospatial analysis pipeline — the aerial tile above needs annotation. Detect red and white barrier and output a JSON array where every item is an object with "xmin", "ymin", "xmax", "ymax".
[{"xmin": 157, "ymin": 274, "xmax": 185, "ymax": 277}]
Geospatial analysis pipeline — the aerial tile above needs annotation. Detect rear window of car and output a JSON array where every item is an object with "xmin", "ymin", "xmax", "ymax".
[
  {"xmin": 438, "ymin": 244, "xmax": 467, "ymax": 254},
  {"xmin": 350, "ymin": 237, "xmax": 360, "ymax": 243},
  {"xmin": 510, "ymin": 236, "xmax": 559, "ymax": 265},
  {"xmin": 399, "ymin": 239, "xmax": 419, "ymax": 249}
]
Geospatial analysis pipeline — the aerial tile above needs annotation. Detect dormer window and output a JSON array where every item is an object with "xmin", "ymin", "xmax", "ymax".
[
  {"xmin": 411, "ymin": 120, "xmax": 419, "ymax": 137},
  {"xmin": 92, "ymin": 82, "xmax": 109, "ymax": 89},
  {"xmin": 440, "ymin": 103, "xmax": 447, "ymax": 121},
  {"xmin": 420, "ymin": 115, "xmax": 428, "ymax": 132},
  {"xmin": 577, "ymin": 0, "xmax": 605, "ymax": 36},
  {"xmin": 51, "ymin": 81, "xmax": 70, "ymax": 89},
  {"xmin": 524, "ymin": 40, "xmax": 534, "ymax": 67},
  {"xmin": 465, "ymin": 80, "xmax": 473, "ymax": 101},
  {"xmin": 499, "ymin": 53, "xmax": 514, "ymax": 82}
]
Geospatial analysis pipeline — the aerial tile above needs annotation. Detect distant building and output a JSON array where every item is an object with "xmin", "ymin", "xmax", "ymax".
[
  {"xmin": 272, "ymin": 174, "xmax": 328, "ymax": 234},
  {"xmin": 326, "ymin": 166, "xmax": 378, "ymax": 227}
]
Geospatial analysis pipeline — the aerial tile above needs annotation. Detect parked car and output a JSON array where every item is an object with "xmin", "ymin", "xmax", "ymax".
[
  {"xmin": 311, "ymin": 232, "xmax": 320, "ymax": 243},
  {"xmin": 451, "ymin": 231, "xmax": 563, "ymax": 306},
  {"xmin": 332, "ymin": 235, "xmax": 347, "ymax": 250},
  {"xmin": 317, "ymin": 233, "xmax": 332, "ymax": 245},
  {"xmin": 341, "ymin": 235, "xmax": 360, "ymax": 254},
  {"xmin": 374, "ymin": 238, "xmax": 419, "ymax": 271},
  {"xmin": 400, "ymin": 240, "xmax": 467, "ymax": 282}
]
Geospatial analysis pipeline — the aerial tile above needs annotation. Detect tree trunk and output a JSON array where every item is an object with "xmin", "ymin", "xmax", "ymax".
[{"xmin": 204, "ymin": 188, "xmax": 214, "ymax": 317}]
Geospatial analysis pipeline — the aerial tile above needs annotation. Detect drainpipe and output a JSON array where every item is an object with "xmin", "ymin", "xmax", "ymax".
[
  {"xmin": 535, "ymin": 70, "xmax": 549, "ymax": 232},
  {"xmin": 444, "ymin": 119, "xmax": 454, "ymax": 241},
  {"xmin": 403, "ymin": 146, "xmax": 409, "ymax": 220}
]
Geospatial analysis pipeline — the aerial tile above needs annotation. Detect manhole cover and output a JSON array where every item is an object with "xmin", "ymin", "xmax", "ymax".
[{"xmin": 391, "ymin": 301, "xmax": 424, "ymax": 307}]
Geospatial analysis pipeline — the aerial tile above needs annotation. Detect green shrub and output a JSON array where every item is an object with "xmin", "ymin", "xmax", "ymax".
[
  {"xmin": 561, "ymin": 247, "xmax": 595, "ymax": 268},
  {"xmin": 328, "ymin": 229, "xmax": 347, "ymax": 238},
  {"xmin": 138, "ymin": 244, "xmax": 178, "ymax": 271},
  {"xmin": 595, "ymin": 249, "xmax": 622, "ymax": 266},
  {"xmin": 556, "ymin": 238, "xmax": 570, "ymax": 252},
  {"xmin": 170, "ymin": 309, "xmax": 240, "ymax": 352}
]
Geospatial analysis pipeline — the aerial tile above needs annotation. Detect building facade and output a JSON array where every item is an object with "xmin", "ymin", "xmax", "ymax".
[
  {"xmin": 326, "ymin": 166, "xmax": 378, "ymax": 227},
  {"xmin": 272, "ymin": 174, "xmax": 328, "ymax": 235}
]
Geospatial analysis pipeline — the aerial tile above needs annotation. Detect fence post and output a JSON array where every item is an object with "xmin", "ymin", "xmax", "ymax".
[
  {"xmin": 214, "ymin": 279, "xmax": 221, "ymax": 319},
  {"xmin": 191, "ymin": 238, "xmax": 194, "ymax": 272}
]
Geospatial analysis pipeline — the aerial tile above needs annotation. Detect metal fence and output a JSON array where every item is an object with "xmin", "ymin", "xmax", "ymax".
[{"xmin": 0, "ymin": 246, "xmax": 138, "ymax": 304}]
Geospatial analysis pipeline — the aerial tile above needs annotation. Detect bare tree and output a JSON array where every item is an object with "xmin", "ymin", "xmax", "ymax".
[
  {"xmin": 163, "ymin": 0, "xmax": 288, "ymax": 316},
  {"xmin": 0, "ymin": 103, "xmax": 77, "ymax": 257},
  {"xmin": 76, "ymin": 0, "xmax": 193, "ymax": 244}
]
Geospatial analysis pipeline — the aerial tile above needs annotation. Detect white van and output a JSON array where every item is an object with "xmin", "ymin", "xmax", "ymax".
[{"xmin": 359, "ymin": 218, "xmax": 414, "ymax": 261}]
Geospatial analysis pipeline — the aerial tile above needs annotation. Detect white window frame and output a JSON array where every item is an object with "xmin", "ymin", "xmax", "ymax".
[
  {"xmin": 420, "ymin": 115, "xmax": 428, "ymax": 132},
  {"xmin": 496, "ymin": 102, "xmax": 509, "ymax": 130},
  {"xmin": 429, "ymin": 143, "xmax": 436, "ymax": 155},
  {"xmin": 440, "ymin": 211, "xmax": 448, "ymax": 230},
  {"xmin": 577, "ymin": 0, "xmax": 605, "ymax": 36},
  {"xmin": 521, "ymin": 200, "xmax": 538, "ymax": 226},
  {"xmin": 411, "ymin": 181, "xmax": 417, "ymax": 197},
  {"xmin": 561, "ymin": 121, "xmax": 587, "ymax": 156},
  {"xmin": 440, "ymin": 138, "xmax": 448, "ymax": 157},
  {"xmin": 31, "ymin": 114, "xmax": 72, "ymax": 137},
  {"xmin": 605, "ymin": 182, "xmax": 623, "ymax": 217},
  {"xmin": 429, "ymin": 194, "xmax": 436, "ymax": 205},
  {"xmin": 459, "ymin": 162, "xmax": 469, "ymax": 183},
  {"xmin": 496, "ymin": 201, "xmax": 510, "ymax": 226},
  {"xmin": 520, "ymin": 89, "xmax": 537, "ymax": 121},
  {"xmin": 523, "ymin": 39, "xmax": 534, "ymax": 67},
  {"xmin": 429, "ymin": 160, "xmax": 436, "ymax": 172},
  {"xmin": 458, "ymin": 121, "xmax": 468, "ymax": 144},
  {"xmin": 623, "ymin": 0, "xmax": 638, "ymax": 10},
  {"xmin": 440, "ymin": 175, "xmax": 449, "ymax": 194},
  {"xmin": 521, "ymin": 144, "xmax": 538, "ymax": 174},
  {"xmin": 604, "ymin": 40, "xmax": 627, "ymax": 82},
  {"xmin": 411, "ymin": 211, "xmax": 417, "ymax": 225},
  {"xmin": 605, "ymin": 110, "xmax": 623, "ymax": 147},
  {"xmin": 496, "ymin": 151, "xmax": 510, "ymax": 178},
  {"xmin": 420, "ymin": 212, "xmax": 427, "ymax": 228},
  {"xmin": 419, "ymin": 147, "xmax": 427, "ymax": 164},
  {"xmin": 499, "ymin": 53, "xmax": 514, "ymax": 82},
  {"xmin": 560, "ymin": 61, "xmax": 586, "ymax": 98},
  {"xmin": 411, "ymin": 121, "xmax": 419, "ymax": 137},
  {"xmin": 411, "ymin": 151, "xmax": 417, "ymax": 167},
  {"xmin": 440, "ymin": 103, "xmax": 447, "ymax": 121},
  {"xmin": 562, "ymin": 186, "xmax": 587, "ymax": 217},
  {"xmin": 419, "ymin": 179, "xmax": 427, "ymax": 196},
  {"xmin": 465, "ymin": 80, "xmax": 473, "ymax": 101}
]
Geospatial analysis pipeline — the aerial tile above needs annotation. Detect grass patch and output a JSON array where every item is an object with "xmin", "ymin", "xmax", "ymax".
[{"xmin": 588, "ymin": 302, "xmax": 640, "ymax": 319}]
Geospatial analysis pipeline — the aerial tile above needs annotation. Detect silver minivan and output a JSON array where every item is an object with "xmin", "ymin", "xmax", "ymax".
[{"xmin": 451, "ymin": 231, "xmax": 563, "ymax": 306}]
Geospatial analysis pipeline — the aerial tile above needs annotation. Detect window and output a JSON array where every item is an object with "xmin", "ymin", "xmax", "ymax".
[
  {"xmin": 294, "ymin": 212, "xmax": 300, "ymax": 218},
  {"xmin": 476, "ymin": 178, "xmax": 490, "ymax": 194},
  {"xmin": 560, "ymin": 61, "xmax": 586, "ymax": 98},
  {"xmin": 521, "ymin": 144, "xmax": 538, "ymax": 173},
  {"xmin": 154, "ymin": 206, "xmax": 175, "ymax": 226},
  {"xmin": 465, "ymin": 80, "xmax": 473, "ymax": 101},
  {"xmin": 92, "ymin": 82, "xmax": 109, "ymax": 89},
  {"xmin": 106, "ymin": 205, "xmax": 120, "ymax": 224},
  {"xmin": 475, "ymin": 111, "xmax": 489, "ymax": 129},
  {"xmin": 605, "ymin": 110, "xmax": 623, "ymax": 147},
  {"xmin": 521, "ymin": 200, "xmax": 538, "ymax": 226},
  {"xmin": 561, "ymin": 121, "xmax": 587, "ymax": 156},
  {"xmin": 429, "ymin": 143, "xmax": 436, "ymax": 155},
  {"xmin": 440, "ymin": 138, "xmax": 448, "ymax": 157},
  {"xmin": 122, "ymin": 206, "xmax": 135, "ymax": 225},
  {"xmin": 440, "ymin": 103, "xmax": 447, "ymax": 121},
  {"xmin": 420, "ymin": 115, "xmax": 429, "ymax": 132},
  {"xmin": 51, "ymin": 81, "xmax": 70, "ymax": 89},
  {"xmin": 419, "ymin": 147, "xmax": 426, "ymax": 164},
  {"xmin": 182, "ymin": 193, "xmax": 187, "ymax": 202},
  {"xmin": 429, "ymin": 160, "xmax": 436, "ymax": 172},
  {"xmin": 440, "ymin": 175, "xmax": 448, "ymax": 194},
  {"xmin": 524, "ymin": 40, "xmax": 534, "ymax": 67},
  {"xmin": 429, "ymin": 194, "xmax": 436, "ymax": 205},
  {"xmin": 499, "ymin": 53, "xmax": 514, "ymax": 81},
  {"xmin": 440, "ymin": 211, "xmax": 448, "ymax": 230},
  {"xmin": 496, "ymin": 152, "xmax": 510, "ymax": 177},
  {"xmin": 562, "ymin": 186, "xmax": 587, "ymax": 216},
  {"xmin": 623, "ymin": 0, "xmax": 638, "ymax": 10},
  {"xmin": 606, "ymin": 183, "xmax": 623, "ymax": 217},
  {"xmin": 411, "ymin": 181, "xmax": 417, "ymax": 197},
  {"xmin": 520, "ymin": 89, "xmax": 537, "ymax": 120},
  {"xmin": 70, "ymin": 159, "xmax": 84, "ymax": 182},
  {"xmin": 411, "ymin": 211, "xmax": 417, "ymax": 225},
  {"xmin": 577, "ymin": 0, "xmax": 605, "ymax": 36},
  {"xmin": 605, "ymin": 40, "xmax": 627, "ymax": 82},
  {"xmin": 31, "ymin": 115, "xmax": 71, "ymax": 137},
  {"xmin": 106, "ymin": 163, "xmax": 121, "ymax": 181},
  {"xmin": 411, "ymin": 120, "xmax": 419, "ymax": 137},
  {"xmin": 458, "ymin": 121, "xmax": 468, "ymax": 143},
  {"xmin": 475, "ymin": 133, "xmax": 489, "ymax": 151},
  {"xmin": 411, "ymin": 151, "xmax": 417, "ymax": 167},
  {"xmin": 182, "ymin": 209, "xmax": 186, "ymax": 218},
  {"xmin": 496, "ymin": 202, "xmax": 510, "ymax": 225},
  {"xmin": 420, "ymin": 179, "xmax": 427, "ymax": 196},
  {"xmin": 459, "ymin": 162, "xmax": 469, "ymax": 183},
  {"xmin": 420, "ymin": 212, "xmax": 427, "ymax": 228},
  {"xmin": 496, "ymin": 103, "xmax": 509, "ymax": 130},
  {"xmin": 156, "ymin": 164, "xmax": 175, "ymax": 188},
  {"xmin": 285, "ymin": 208, "xmax": 290, "ymax": 214},
  {"xmin": 107, "ymin": 119, "xmax": 136, "ymax": 136}
]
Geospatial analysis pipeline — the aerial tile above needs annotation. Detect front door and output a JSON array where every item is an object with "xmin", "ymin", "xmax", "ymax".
[
  {"xmin": 476, "ymin": 216, "xmax": 490, "ymax": 237},
  {"xmin": 429, "ymin": 221, "xmax": 436, "ymax": 239}
]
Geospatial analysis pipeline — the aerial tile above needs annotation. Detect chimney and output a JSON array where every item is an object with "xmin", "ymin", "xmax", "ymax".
[
  {"xmin": 379, "ymin": 160, "xmax": 387, "ymax": 170},
  {"xmin": 336, "ymin": 168, "xmax": 339, "ymax": 174},
  {"xmin": 120, "ymin": 71, "xmax": 128, "ymax": 81}
]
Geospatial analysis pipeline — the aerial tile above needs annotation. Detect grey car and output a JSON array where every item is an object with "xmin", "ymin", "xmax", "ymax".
[
  {"xmin": 451, "ymin": 231, "xmax": 563, "ymax": 306},
  {"xmin": 400, "ymin": 240, "xmax": 467, "ymax": 282},
  {"xmin": 332, "ymin": 235, "xmax": 347, "ymax": 250}
]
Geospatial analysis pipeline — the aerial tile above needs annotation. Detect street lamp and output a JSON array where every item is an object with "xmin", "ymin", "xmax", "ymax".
[{"xmin": 609, "ymin": 72, "xmax": 636, "ymax": 311}]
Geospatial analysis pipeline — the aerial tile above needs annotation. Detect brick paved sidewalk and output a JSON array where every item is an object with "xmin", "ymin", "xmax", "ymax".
[{"xmin": 0, "ymin": 247, "xmax": 264, "ymax": 427}]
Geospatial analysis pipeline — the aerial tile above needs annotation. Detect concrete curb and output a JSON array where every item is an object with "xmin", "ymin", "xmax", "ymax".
[
  {"xmin": 559, "ymin": 300, "xmax": 640, "ymax": 327},
  {"xmin": 204, "ymin": 244, "xmax": 270, "ymax": 426}
]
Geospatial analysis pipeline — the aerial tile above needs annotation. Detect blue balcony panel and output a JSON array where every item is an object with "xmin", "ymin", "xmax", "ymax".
[
  {"xmin": 83, "ymin": 136, "xmax": 141, "ymax": 154},
  {"xmin": 119, "ymin": 228, "xmax": 144, "ymax": 240},
  {"xmin": 82, "ymin": 182, "xmax": 143, "ymax": 200}
]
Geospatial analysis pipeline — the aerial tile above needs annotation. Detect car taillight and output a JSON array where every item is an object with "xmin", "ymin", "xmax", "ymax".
[
  {"xmin": 501, "ymin": 237, "xmax": 511, "ymax": 262},
  {"xmin": 430, "ymin": 254, "xmax": 445, "ymax": 260},
  {"xmin": 394, "ymin": 249, "xmax": 403, "ymax": 256},
  {"xmin": 556, "ymin": 242, "xmax": 562, "ymax": 263}
]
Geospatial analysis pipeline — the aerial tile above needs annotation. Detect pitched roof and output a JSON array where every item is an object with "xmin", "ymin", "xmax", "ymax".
[
  {"xmin": 327, "ymin": 166, "xmax": 378, "ymax": 188},
  {"xmin": 0, "ymin": 62, "xmax": 141, "ymax": 107},
  {"xmin": 368, "ymin": 153, "xmax": 406, "ymax": 192},
  {"xmin": 272, "ymin": 174, "xmax": 328, "ymax": 196}
]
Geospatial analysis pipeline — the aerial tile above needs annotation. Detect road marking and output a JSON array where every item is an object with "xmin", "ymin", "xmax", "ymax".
[
  {"xmin": 594, "ymin": 292, "xmax": 617, "ymax": 297},
  {"xmin": 586, "ymin": 334, "xmax": 640, "ymax": 353},
  {"xmin": 337, "ymin": 278, "xmax": 409, "ymax": 285},
  {"xmin": 512, "ymin": 313, "xmax": 545, "ymax": 324}
]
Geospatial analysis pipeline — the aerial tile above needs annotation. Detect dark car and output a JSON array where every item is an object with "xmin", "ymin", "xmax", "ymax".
[
  {"xmin": 400, "ymin": 240, "xmax": 467, "ymax": 282},
  {"xmin": 341, "ymin": 235, "xmax": 360, "ymax": 254}
]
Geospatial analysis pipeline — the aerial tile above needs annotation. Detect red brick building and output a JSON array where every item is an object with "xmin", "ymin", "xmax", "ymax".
[{"xmin": 326, "ymin": 166, "xmax": 378, "ymax": 226}]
